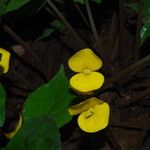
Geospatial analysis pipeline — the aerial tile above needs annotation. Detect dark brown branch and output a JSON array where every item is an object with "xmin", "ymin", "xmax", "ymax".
[
  {"xmin": 105, "ymin": 127, "xmax": 122, "ymax": 150},
  {"xmin": 46, "ymin": 0, "xmax": 87, "ymax": 49},
  {"xmin": 1, "ymin": 24, "xmax": 51, "ymax": 80},
  {"xmin": 117, "ymin": 88, "xmax": 150, "ymax": 108},
  {"xmin": 98, "ymin": 55, "xmax": 150, "ymax": 92},
  {"xmin": 85, "ymin": 0, "xmax": 112, "ymax": 75},
  {"xmin": 118, "ymin": 0, "xmax": 126, "ymax": 66},
  {"xmin": 85, "ymin": 0, "xmax": 100, "ymax": 45},
  {"xmin": 2, "ymin": 24, "xmax": 27, "ymax": 48},
  {"xmin": 108, "ymin": 12, "xmax": 118, "ymax": 73},
  {"xmin": 74, "ymin": 2, "xmax": 90, "ymax": 28},
  {"xmin": 106, "ymin": 55, "xmax": 150, "ymax": 85}
]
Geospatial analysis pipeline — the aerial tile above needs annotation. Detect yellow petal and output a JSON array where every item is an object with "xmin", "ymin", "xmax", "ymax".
[
  {"xmin": 68, "ymin": 48, "xmax": 102, "ymax": 72},
  {"xmin": 0, "ymin": 48, "xmax": 10, "ymax": 73},
  {"xmin": 69, "ymin": 97, "xmax": 103, "ymax": 115},
  {"xmin": 5, "ymin": 114, "xmax": 22, "ymax": 139},
  {"xmin": 70, "ymin": 72, "xmax": 104, "ymax": 92},
  {"xmin": 78, "ymin": 103, "xmax": 110, "ymax": 133}
]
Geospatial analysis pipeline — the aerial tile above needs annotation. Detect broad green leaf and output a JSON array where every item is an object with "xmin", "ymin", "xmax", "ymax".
[
  {"xmin": 36, "ymin": 20, "xmax": 65, "ymax": 41},
  {"xmin": 24, "ymin": 65, "xmax": 75, "ymax": 127},
  {"xmin": 0, "ymin": 83, "xmax": 6, "ymax": 127},
  {"xmin": 3, "ymin": 116, "xmax": 61, "ymax": 150},
  {"xmin": 5, "ymin": 0, "xmax": 31, "ymax": 14},
  {"xmin": 140, "ymin": 19, "xmax": 150, "ymax": 44}
]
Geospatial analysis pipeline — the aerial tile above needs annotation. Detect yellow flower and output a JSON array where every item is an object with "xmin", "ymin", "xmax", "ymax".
[
  {"xmin": 0, "ymin": 48, "xmax": 10, "ymax": 73},
  {"xmin": 69, "ymin": 97, "xmax": 110, "ymax": 133},
  {"xmin": 68, "ymin": 48, "xmax": 104, "ymax": 93},
  {"xmin": 5, "ymin": 113, "xmax": 22, "ymax": 139}
]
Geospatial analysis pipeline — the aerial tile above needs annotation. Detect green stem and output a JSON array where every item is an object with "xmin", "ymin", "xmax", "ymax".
[{"xmin": 46, "ymin": 0, "xmax": 87, "ymax": 49}]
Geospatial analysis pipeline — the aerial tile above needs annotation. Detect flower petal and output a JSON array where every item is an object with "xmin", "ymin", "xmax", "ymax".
[
  {"xmin": 70, "ymin": 72, "xmax": 104, "ymax": 92},
  {"xmin": 0, "ymin": 48, "xmax": 10, "ymax": 73},
  {"xmin": 69, "ymin": 97, "xmax": 103, "ymax": 115},
  {"xmin": 5, "ymin": 113, "xmax": 22, "ymax": 139},
  {"xmin": 78, "ymin": 103, "xmax": 110, "ymax": 133},
  {"xmin": 68, "ymin": 48, "xmax": 102, "ymax": 72}
]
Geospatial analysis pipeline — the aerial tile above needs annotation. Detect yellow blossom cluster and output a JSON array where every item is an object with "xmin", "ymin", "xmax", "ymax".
[
  {"xmin": 0, "ymin": 48, "xmax": 10, "ymax": 73},
  {"xmin": 68, "ymin": 48, "xmax": 110, "ymax": 133},
  {"xmin": 0, "ymin": 48, "xmax": 22, "ymax": 139}
]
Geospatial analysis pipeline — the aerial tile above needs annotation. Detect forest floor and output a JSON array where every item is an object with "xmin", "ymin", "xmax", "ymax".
[{"xmin": 0, "ymin": 0, "xmax": 150, "ymax": 150}]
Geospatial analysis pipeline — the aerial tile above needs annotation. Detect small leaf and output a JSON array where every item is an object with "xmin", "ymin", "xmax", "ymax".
[
  {"xmin": 50, "ymin": 20, "xmax": 65, "ymax": 29},
  {"xmin": 24, "ymin": 65, "xmax": 75, "ymax": 127},
  {"xmin": 0, "ymin": 83, "xmax": 6, "ymax": 127},
  {"xmin": 127, "ymin": 0, "xmax": 150, "ymax": 16},
  {"xmin": 36, "ymin": 20, "xmax": 65, "ymax": 41},
  {"xmin": 0, "ymin": 0, "xmax": 6, "ymax": 16},
  {"xmin": 5, "ymin": 0, "xmax": 31, "ymax": 14},
  {"xmin": 127, "ymin": 3, "xmax": 138, "ymax": 12},
  {"xmin": 140, "ymin": 19, "xmax": 150, "ymax": 44},
  {"xmin": 36, "ymin": 28, "xmax": 54, "ymax": 41},
  {"xmin": 3, "ymin": 116, "xmax": 61, "ymax": 150}
]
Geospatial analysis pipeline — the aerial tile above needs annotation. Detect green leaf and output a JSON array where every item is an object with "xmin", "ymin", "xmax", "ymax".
[
  {"xmin": 140, "ymin": 19, "xmax": 150, "ymax": 44},
  {"xmin": 36, "ymin": 20, "xmax": 65, "ymax": 41},
  {"xmin": 36, "ymin": 28, "xmax": 55, "ymax": 41},
  {"xmin": 127, "ymin": 3, "xmax": 138, "ymax": 13},
  {"xmin": 0, "ymin": 83, "xmax": 6, "ymax": 127},
  {"xmin": 127, "ymin": 0, "xmax": 150, "ymax": 16},
  {"xmin": 5, "ymin": 0, "xmax": 31, "ymax": 14},
  {"xmin": 3, "ymin": 116, "xmax": 61, "ymax": 150},
  {"xmin": 24, "ymin": 65, "xmax": 75, "ymax": 127},
  {"xmin": 50, "ymin": 20, "xmax": 65, "ymax": 29},
  {"xmin": 0, "ymin": 0, "xmax": 6, "ymax": 16},
  {"xmin": 127, "ymin": 0, "xmax": 150, "ymax": 44}
]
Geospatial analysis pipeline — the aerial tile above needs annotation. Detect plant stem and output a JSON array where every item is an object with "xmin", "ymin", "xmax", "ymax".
[
  {"xmin": 74, "ymin": 1, "xmax": 90, "ymax": 28},
  {"xmin": 85, "ymin": 0, "xmax": 99, "ymax": 45},
  {"xmin": 85, "ymin": 0, "xmax": 112, "ymax": 75},
  {"xmin": 108, "ymin": 13, "xmax": 118, "ymax": 68},
  {"xmin": 2, "ymin": 24, "xmax": 27, "ymax": 49},
  {"xmin": 1, "ymin": 24, "xmax": 50, "ymax": 80},
  {"xmin": 106, "ymin": 127, "xmax": 121, "ymax": 150},
  {"xmin": 45, "ymin": 7, "xmax": 57, "ymax": 18},
  {"xmin": 107, "ymin": 55, "xmax": 150, "ymax": 85},
  {"xmin": 117, "ymin": 88, "xmax": 150, "ymax": 108},
  {"xmin": 46, "ymin": 0, "xmax": 87, "ymax": 49},
  {"xmin": 118, "ymin": 0, "xmax": 126, "ymax": 67}
]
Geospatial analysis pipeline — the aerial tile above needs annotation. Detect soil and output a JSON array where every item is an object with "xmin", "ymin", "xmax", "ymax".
[{"xmin": 0, "ymin": 0, "xmax": 150, "ymax": 150}]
